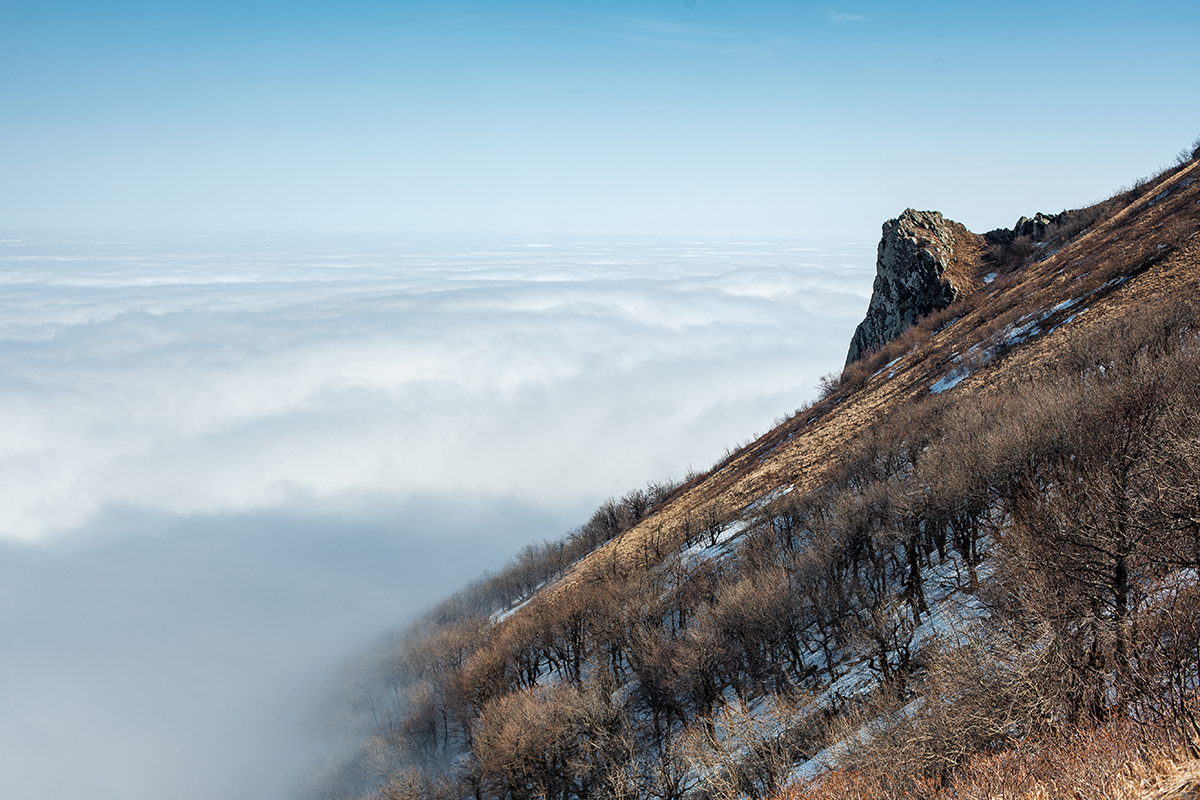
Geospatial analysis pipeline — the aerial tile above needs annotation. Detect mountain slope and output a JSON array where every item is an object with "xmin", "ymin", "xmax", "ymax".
[
  {"xmin": 539, "ymin": 157, "xmax": 1200, "ymax": 603},
  {"xmin": 338, "ymin": 150, "xmax": 1200, "ymax": 800}
]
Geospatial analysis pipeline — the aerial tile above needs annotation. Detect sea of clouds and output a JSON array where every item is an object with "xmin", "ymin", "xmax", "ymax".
[{"xmin": 0, "ymin": 232, "xmax": 873, "ymax": 799}]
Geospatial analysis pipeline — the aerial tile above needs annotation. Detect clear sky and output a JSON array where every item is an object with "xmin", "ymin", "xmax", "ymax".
[{"xmin": 3, "ymin": 0, "xmax": 1198, "ymax": 238}]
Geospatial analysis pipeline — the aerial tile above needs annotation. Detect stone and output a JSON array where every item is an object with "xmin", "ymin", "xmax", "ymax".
[
  {"xmin": 987, "ymin": 211, "xmax": 1066, "ymax": 244},
  {"xmin": 845, "ymin": 209, "xmax": 966, "ymax": 365},
  {"xmin": 1012, "ymin": 212, "xmax": 1064, "ymax": 241}
]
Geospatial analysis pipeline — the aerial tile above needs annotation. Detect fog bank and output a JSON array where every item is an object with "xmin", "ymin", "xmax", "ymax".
[{"xmin": 0, "ymin": 232, "xmax": 873, "ymax": 798}]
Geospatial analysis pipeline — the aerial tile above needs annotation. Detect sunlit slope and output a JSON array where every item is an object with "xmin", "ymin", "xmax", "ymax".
[
  {"xmin": 530, "ymin": 158, "xmax": 1200, "ymax": 607},
  {"xmin": 344, "ymin": 153, "xmax": 1200, "ymax": 800}
]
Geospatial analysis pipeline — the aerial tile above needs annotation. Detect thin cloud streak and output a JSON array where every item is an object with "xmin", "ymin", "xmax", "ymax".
[{"xmin": 597, "ymin": 15, "xmax": 782, "ymax": 57}]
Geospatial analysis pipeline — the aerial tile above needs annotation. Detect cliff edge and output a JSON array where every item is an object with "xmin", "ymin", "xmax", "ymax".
[{"xmin": 845, "ymin": 208, "xmax": 980, "ymax": 365}]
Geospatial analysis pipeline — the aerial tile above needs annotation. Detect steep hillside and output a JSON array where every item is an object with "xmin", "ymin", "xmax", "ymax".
[
  {"xmin": 845, "ymin": 208, "xmax": 982, "ymax": 365},
  {"xmin": 532, "ymin": 157, "xmax": 1200, "ymax": 604},
  {"xmin": 338, "ymin": 148, "xmax": 1200, "ymax": 800}
]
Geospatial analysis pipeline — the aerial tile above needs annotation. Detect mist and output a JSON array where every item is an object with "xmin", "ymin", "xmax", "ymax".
[{"xmin": 0, "ymin": 232, "xmax": 872, "ymax": 799}]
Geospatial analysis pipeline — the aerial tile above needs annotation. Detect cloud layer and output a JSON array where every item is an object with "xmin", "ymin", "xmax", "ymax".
[
  {"xmin": 0, "ymin": 232, "xmax": 873, "ymax": 542},
  {"xmin": 0, "ymin": 232, "xmax": 873, "ymax": 799}
]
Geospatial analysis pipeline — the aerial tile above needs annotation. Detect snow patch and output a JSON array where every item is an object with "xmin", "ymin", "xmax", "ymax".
[
  {"xmin": 873, "ymin": 355, "xmax": 904, "ymax": 379},
  {"xmin": 930, "ymin": 367, "xmax": 969, "ymax": 394},
  {"xmin": 744, "ymin": 484, "xmax": 794, "ymax": 515},
  {"xmin": 1050, "ymin": 296, "xmax": 1083, "ymax": 314},
  {"xmin": 1145, "ymin": 188, "xmax": 1173, "ymax": 207},
  {"xmin": 680, "ymin": 518, "xmax": 753, "ymax": 563}
]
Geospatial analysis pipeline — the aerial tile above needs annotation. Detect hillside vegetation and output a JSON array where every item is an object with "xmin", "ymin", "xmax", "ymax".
[{"xmin": 328, "ymin": 143, "xmax": 1200, "ymax": 800}]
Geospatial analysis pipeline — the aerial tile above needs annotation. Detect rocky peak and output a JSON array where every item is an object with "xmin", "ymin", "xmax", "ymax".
[{"xmin": 845, "ymin": 209, "xmax": 969, "ymax": 366}]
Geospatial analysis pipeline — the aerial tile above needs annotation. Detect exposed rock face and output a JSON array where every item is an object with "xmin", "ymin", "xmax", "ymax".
[
  {"xmin": 985, "ymin": 211, "xmax": 1067, "ymax": 243},
  {"xmin": 845, "ymin": 209, "xmax": 966, "ymax": 365},
  {"xmin": 1013, "ymin": 212, "xmax": 1062, "ymax": 240}
]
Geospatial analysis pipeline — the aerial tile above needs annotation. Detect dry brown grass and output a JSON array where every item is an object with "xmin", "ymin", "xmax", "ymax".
[
  {"xmin": 363, "ymin": 154, "xmax": 1200, "ymax": 800},
  {"xmin": 508, "ymin": 161, "xmax": 1200, "ymax": 631},
  {"xmin": 779, "ymin": 720, "xmax": 1200, "ymax": 800}
]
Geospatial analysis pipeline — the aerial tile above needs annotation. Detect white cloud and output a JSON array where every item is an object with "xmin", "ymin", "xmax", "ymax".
[
  {"xmin": 0, "ymin": 233, "xmax": 875, "ymax": 543},
  {"xmin": 600, "ymin": 15, "xmax": 781, "ymax": 57},
  {"xmin": 828, "ymin": 11, "xmax": 867, "ymax": 23},
  {"xmin": 0, "ymin": 232, "xmax": 876, "ymax": 798},
  {"xmin": 0, "ymin": 501, "xmax": 541, "ymax": 800}
]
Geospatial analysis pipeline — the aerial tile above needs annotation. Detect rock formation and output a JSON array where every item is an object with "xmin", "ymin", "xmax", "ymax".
[
  {"xmin": 845, "ymin": 208, "xmax": 971, "ymax": 365},
  {"xmin": 985, "ymin": 211, "xmax": 1067, "ymax": 243}
]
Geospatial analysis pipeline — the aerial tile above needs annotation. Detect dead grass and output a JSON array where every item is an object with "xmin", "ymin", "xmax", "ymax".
[
  {"xmin": 359, "ymin": 149, "xmax": 1200, "ymax": 800},
  {"xmin": 523, "ymin": 163, "xmax": 1200, "ymax": 615},
  {"xmin": 779, "ymin": 720, "xmax": 1200, "ymax": 800}
]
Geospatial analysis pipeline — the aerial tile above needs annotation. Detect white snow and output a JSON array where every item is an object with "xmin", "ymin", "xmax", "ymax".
[
  {"xmin": 1050, "ymin": 296, "xmax": 1083, "ymax": 313},
  {"xmin": 680, "ymin": 518, "xmax": 753, "ymax": 563},
  {"xmin": 873, "ymin": 356, "xmax": 905, "ymax": 379},
  {"xmin": 1145, "ymin": 188, "xmax": 1173, "ymax": 207},
  {"xmin": 781, "ymin": 539, "xmax": 994, "ymax": 784},
  {"xmin": 930, "ymin": 367, "xmax": 969, "ymax": 394},
  {"xmin": 744, "ymin": 484, "xmax": 794, "ymax": 515},
  {"xmin": 490, "ymin": 591, "xmax": 538, "ymax": 624}
]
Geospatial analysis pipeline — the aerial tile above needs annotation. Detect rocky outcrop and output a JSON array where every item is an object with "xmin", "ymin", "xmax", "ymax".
[
  {"xmin": 845, "ymin": 209, "xmax": 969, "ymax": 365},
  {"xmin": 985, "ymin": 211, "xmax": 1067, "ymax": 243}
]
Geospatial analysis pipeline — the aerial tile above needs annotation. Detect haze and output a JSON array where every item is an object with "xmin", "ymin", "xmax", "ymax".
[{"xmin": 0, "ymin": 232, "xmax": 874, "ymax": 799}]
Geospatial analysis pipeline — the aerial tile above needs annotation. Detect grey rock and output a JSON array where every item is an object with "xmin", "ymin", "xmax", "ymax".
[
  {"xmin": 984, "ymin": 226, "xmax": 1016, "ymax": 245},
  {"xmin": 845, "ymin": 209, "xmax": 964, "ymax": 366},
  {"xmin": 1012, "ymin": 212, "xmax": 1064, "ymax": 241},
  {"xmin": 986, "ymin": 211, "xmax": 1066, "ymax": 244}
]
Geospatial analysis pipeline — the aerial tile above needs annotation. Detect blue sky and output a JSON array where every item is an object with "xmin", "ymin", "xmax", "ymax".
[{"xmin": 3, "ymin": 0, "xmax": 1198, "ymax": 237}]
